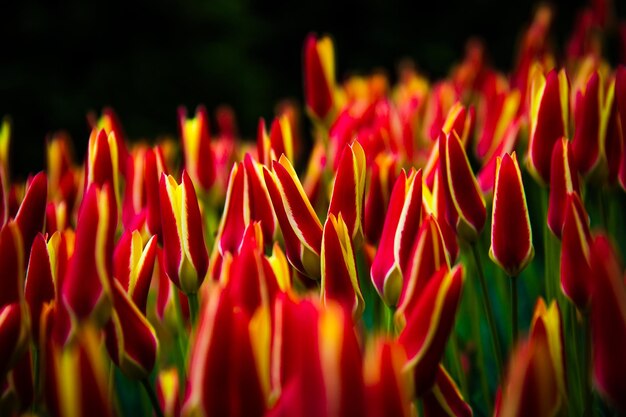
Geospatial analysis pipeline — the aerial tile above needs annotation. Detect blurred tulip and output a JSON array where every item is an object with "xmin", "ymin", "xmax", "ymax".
[
  {"xmin": 364, "ymin": 153, "xmax": 398, "ymax": 244},
  {"xmin": 178, "ymin": 105, "xmax": 216, "ymax": 192},
  {"xmin": 490, "ymin": 153, "xmax": 534, "ymax": 277},
  {"xmin": 422, "ymin": 365, "xmax": 473, "ymax": 417},
  {"xmin": 90, "ymin": 107, "xmax": 129, "ymax": 177},
  {"xmin": 399, "ymin": 265, "xmax": 464, "ymax": 395},
  {"xmin": 157, "ymin": 368, "xmax": 181, "ymax": 417},
  {"xmin": 24, "ymin": 233, "xmax": 55, "ymax": 340},
  {"xmin": 327, "ymin": 141, "xmax": 366, "ymax": 243},
  {"xmin": 615, "ymin": 66, "xmax": 626, "ymax": 190},
  {"xmin": 257, "ymin": 116, "xmax": 294, "ymax": 166},
  {"xmin": 15, "ymin": 172, "xmax": 47, "ymax": 258},
  {"xmin": 321, "ymin": 214, "xmax": 364, "ymax": 317},
  {"xmin": 263, "ymin": 156, "xmax": 323, "ymax": 279},
  {"xmin": 527, "ymin": 69, "xmax": 569, "ymax": 184},
  {"xmin": 560, "ymin": 194, "xmax": 592, "ymax": 310},
  {"xmin": 122, "ymin": 146, "xmax": 147, "ymax": 229},
  {"xmin": 46, "ymin": 132, "xmax": 78, "ymax": 213},
  {"xmin": 0, "ymin": 117, "xmax": 9, "ymax": 173},
  {"xmin": 303, "ymin": 33, "xmax": 336, "ymax": 121},
  {"xmin": 439, "ymin": 131, "xmax": 486, "ymax": 242},
  {"xmin": 589, "ymin": 234, "xmax": 626, "ymax": 411},
  {"xmin": 85, "ymin": 128, "xmax": 121, "ymax": 205},
  {"xmin": 159, "ymin": 171, "xmax": 209, "ymax": 294},
  {"xmin": 370, "ymin": 169, "xmax": 422, "ymax": 307},
  {"xmin": 62, "ymin": 184, "xmax": 117, "ymax": 325},
  {"xmin": 547, "ymin": 138, "xmax": 580, "ymax": 238}
]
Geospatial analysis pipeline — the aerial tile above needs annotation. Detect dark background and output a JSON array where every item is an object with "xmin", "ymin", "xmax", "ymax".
[{"xmin": 2, "ymin": 0, "xmax": 624, "ymax": 178}]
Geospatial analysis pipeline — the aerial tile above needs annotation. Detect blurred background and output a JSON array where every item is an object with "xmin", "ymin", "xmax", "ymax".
[{"xmin": 2, "ymin": 0, "xmax": 625, "ymax": 178}]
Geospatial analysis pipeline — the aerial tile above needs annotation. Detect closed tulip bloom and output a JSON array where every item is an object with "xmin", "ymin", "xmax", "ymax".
[
  {"xmin": 159, "ymin": 171, "xmax": 209, "ymax": 294},
  {"xmin": 370, "ymin": 169, "xmax": 422, "ymax": 307},
  {"xmin": 547, "ymin": 138, "xmax": 580, "ymax": 238},
  {"xmin": 422, "ymin": 365, "xmax": 473, "ymax": 417},
  {"xmin": 560, "ymin": 194, "xmax": 592, "ymax": 310},
  {"xmin": 364, "ymin": 153, "xmax": 398, "ymax": 244},
  {"xmin": 589, "ymin": 234, "xmax": 626, "ymax": 411},
  {"xmin": 62, "ymin": 184, "xmax": 117, "ymax": 326},
  {"xmin": 303, "ymin": 33, "xmax": 336, "ymax": 121},
  {"xmin": 321, "ymin": 214, "xmax": 365, "ymax": 317},
  {"xmin": 527, "ymin": 69, "xmax": 569, "ymax": 184},
  {"xmin": 178, "ymin": 105, "xmax": 216, "ymax": 192},
  {"xmin": 439, "ymin": 131, "xmax": 486, "ymax": 242},
  {"xmin": 144, "ymin": 146, "xmax": 168, "ymax": 236},
  {"xmin": 490, "ymin": 152, "xmax": 534, "ymax": 277},
  {"xmin": 24, "ymin": 233, "xmax": 55, "ymax": 340},
  {"xmin": 399, "ymin": 265, "xmax": 464, "ymax": 395},
  {"xmin": 85, "ymin": 128, "xmax": 121, "ymax": 206},
  {"xmin": 15, "ymin": 171, "xmax": 47, "ymax": 257}
]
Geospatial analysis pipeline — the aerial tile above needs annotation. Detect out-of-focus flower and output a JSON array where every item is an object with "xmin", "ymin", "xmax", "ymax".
[
  {"xmin": 157, "ymin": 368, "xmax": 181, "ymax": 417},
  {"xmin": 15, "ymin": 172, "xmax": 47, "ymax": 259},
  {"xmin": 395, "ymin": 215, "xmax": 449, "ymax": 329},
  {"xmin": 89, "ymin": 107, "xmax": 129, "ymax": 177},
  {"xmin": 62, "ymin": 184, "xmax": 117, "ymax": 326},
  {"xmin": 263, "ymin": 156, "xmax": 323, "ymax": 279},
  {"xmin": 42, "ymin": 324, "xmax": 114, "ymax": 417},
  {"xmin": 560, "ymin": 194, "xmax": 592, "ymax": 310},
  {"xmin": 85, "ymin": 128, "xmax": 121, "ymax": 206},
  {"xmin": 399, "ymin": 265, "xmax": 464, "ymax": 395},
  {"xmin": 303, "ymin": 33, "xmax": 336, "ymax": 122},
  {"xmin": 122, "ymin": 146, "xmax": 148, "ymax": 229},
  {"xmin": 0, "ymin": 117, "xmax": 10, "ymax": 172},
  {"xmin": 589, "ymin": 234, "xmax": 626, "ymax": 411},
  {"xmin": 321, "ymin": 214, "xmax": 364, "ymax": 317},
  {"xmin": 364, "ymin": 153, "xmax": 398, "ymax": 244},
  {"xmin": 178, "ymin": 105, "xmax": 216, "ymax": 193},
  {"xmin": 24, "ymin": 233, "xmax": 55, "ymax": 340},
  {"xmin": 438, "ymin": 131, "xmax": 486, "ymax": 242},
  {"xmin": 144, "ymin": 145, "xmax": 168, "ymax": 237},
  {"xmin": 422, "ymin": 365, "xmax": 473, "ymax": 417},
  {"xmin": 0, "ymin": 222, "xmax": 28, "ymax": 379},
  {"xmin": 490, "ymin": 153, "xmax": 534, "ymax": 277},
  {"xmin": 547, "ymin": 138, "xmax": 580, "ymax": 238},
  {"xmin": 327, "ymin": 141, "xmax": 366, "ymax": 244},
  {"xmin": 46, "ymin": 132, "xmax": 78, "ymax": 217},
  {"xmin": 615, "ymin": 66, "xmax": 626, "ymax": 191},
  {"xmin": 363, "ymin": 339, "xmax": 413, "ymax": 417},
  {"xmin": 572, "ymin": 71, "xmax": 622, "ymax": 183},
  {"xmin": 527, "ymin": 69, "xmax": 569, "ymax": 185},
  {"xmin": 257, "ymin": 116, "xmax": 294, "ymax": 166},
  {"xmin": 159, "ymin": 171, "xmax": 209, "ymax": 294},
  {"xmin": 370, "ymin": 169, "xmax": 422, "ymax": 307}
]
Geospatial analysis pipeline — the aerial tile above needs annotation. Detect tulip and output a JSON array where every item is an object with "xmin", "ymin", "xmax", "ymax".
[
  {"xmin": 42, "ymin": 324, "xmax": 114, "ymax": 417},
  {"xmin": 257, "ymin": 116, "xmax": 294, "ymax": 166},
  {"xmin": 63, "ymin": 184, "xmax": 117, "ymax": 326},
  {"xmin": 85, "ymin": 128, "xmax": 121, "ymax": 205},
  {"xmin": 527, "ymin": 69, "xmax": 569, "ymax": 184},
  {"xmin": 327, "ymin": 140, "xmax": 366, "ymax": 243},
  {"xmin": 0, "ymin": 222, "xmax": 28, "ymax": 378},
  {"xmin": 364, "ymin": 153, "xmax": 398, "ymax": 244},
  {"xmin": 422, "ymin": 365, "xmax": 473, "ymax": 417},
  {"xmin": 15, "ymin": 171, "xmax": 47, "ymax": 258},
  {"xmin": 0, "ymin": 117, "xmax": 9, "ymax": 172},
  {"xmin": 589, "ymin": 234, "xmax": 626, "ymax": 411},
  {"xmin": 399, "ymin": 265, "xmax": 464, "ymax": 395},
  {"xmin": 370, "ymin": 169, "xmax": 422, "ymax": 307},
  {"xmin": 490, "ymin": 152, "xmax": 534, "ymax": 277},
  {"xmin": 145, "ymin": 146, "xmax": 168, "ymax": 236},
  {"xmin": 395, "ymin": 215, "xmax": 448, "ymax": 329},
  {"xmin": 122, "ymin": 146, "xmax": 147, "ymax": 229},
  {"xmin": 363, "ymin": 340, "xmax": 413, "ymax": 417},
  {"xmin": 320, "ymin": 214, "xmax": 364, "ymax": 317},
  {"xmin": 615, "ymin": 66, "xmax": 626, "ymax": 191},
  {"xmin": 243, "ymin": 154, "xmax": 276, "ymax": 248},
  {"xmin": 159, "ymin": 171, "xmax": 209, "ymax": 294},
  {"xmin": 46, "ymin": 132, "xmax": 77, "ymax": 214},
  {"xmin": 560, "ymin": 194, "xmax": 592, "ymax": 310},
  {"xmin": 547, "ymin": 138, "xmax": 580, "ymax": 238},
  {"xmin": 303, "ymin": 33, "xmax": 336, "ymax": 121},
  {"xmin": 178, "ymin": 105, "xmax": 216, "ymax": 192},
  {"xmin": 157, "ymin": 368, "xmax": 181, "ymax": 417},
  {"xmin": 439, "ymin": 131, "xmax": 486, "ymax": 242},
  {"xmin": 263, "ymin": 156, "xmax": 323, "ymax": 279},
  {"xmin": 24, "ymin": 233, "xmax": 55, "ymax": 340},
  {"xmin": 90, "ymin": 107, "xmax": 129, "ymax": 176}
]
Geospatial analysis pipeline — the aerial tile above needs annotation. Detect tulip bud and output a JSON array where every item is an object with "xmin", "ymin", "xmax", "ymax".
[
  {"xmin": 321, "ymin": 214, "xmax": 364, "ymax": 317},
  {"xmin": 560, "ymin": 194, "xmax": 592, "ymax": 310},
  {"xmin": 178, "ymin": 106, "xmax": 216, "ymax": 192},
  {"xmin": 490, "ymin": 152, "xmax": 534, "ymax": 277},
  {"xmin": 327, "ymin": 141, "xmax": 366, "ymax": 243},
  {"xmin": 263, "ymin": 156, "xmax": 323, "ymax": 279},
  {"xmin": 24, "ymin": 233, "xmax": 55, "ymax": 340},
  {"xmin": 399, "ymin": 265, "xmax": 464, "ymax": 395},
  {"xmin": 63, "ymin": 184, "xmax": 117, "ymax": 326},
  {"xmin": 527, "ymin": 69, "xmax": 569, "ymax": 184},
  {"xmin": 439, "ymin": 131, "xmax": 486, "ymax": 242},
  {"xmin": 370, "ymin": 169, "xmax": 422, "ymax": 307},
  {"xmin": 589, "ymin": 234, "xmax": 626, "ymax": 411},
  {"xmin": 303, "ymin": 33, "xmax": 336, "ymax": 121},
  {"xmin": 422, "ymin": 365, "xmax": 473, "ymax": 417},
  {"xmin": 159, "ymin": 171, "xmax": 209, "ymax": 294},
  {"xmin": 15, "ymin": 172, "xmax": 47, "ymax": 258},
  {"xmin": 85, "ymin": 128, "xmax": 121, "ymax": 206},
  {"xmin": 547, "ymin": 138, "xmax": 580, "ymax": 238}
]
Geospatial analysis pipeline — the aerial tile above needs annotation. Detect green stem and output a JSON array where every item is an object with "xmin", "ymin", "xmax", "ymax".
[
  {"xmin": 467, "ymin": 274, "xmax": 492, "ymax": 414},
  {"xmin": 141, "ymin": 378, "xmax": 165, "ymax": 417},
  {"xmin": 471, "ymin": 243, "xmax": 504, "ymax": 379},
  {"xmin": 511, "ymin": 275, "xmax": 518, "ymax": 348},
  {"xmin": 188, "ymin": 292, "xmax": 200, "ymax": 328}
]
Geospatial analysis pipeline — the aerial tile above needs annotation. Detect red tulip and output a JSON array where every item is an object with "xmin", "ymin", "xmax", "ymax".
[
  {"xmin": 303, "ymin": 33, "xmax": 336, "ymax": 121},
  {"xmin": 178, "ymin": 105, "xmax": 216, "ymax": 192},
  {"xmin": 159, "ymin": 171, "xmax": 209, "ymax": 294},
  {"xmin": 144, "ymin": 145, "xmax": 168, "ymax": 236},
  {"xmin": 15, "ymin": 172, "xmax": 47, "ymax": 258},
  {"xmin": 157, "ymin": 368, "xmax": 181, "ymax": 417},
  {"xmin": 422, "ymin": 365, "xmax": 473, "ymax": 417},
  {"xmin": 547, "ymin": 138, "xmax": 580, "ymax": 238},
  {"xmin": 24, "ymin": 233, "xmax": 55, "ymax": 340},
  {"xmin": 257, "ymin": 116, "xmax": 295, "ymax": 166},
  {"xmin": 490, "ymin": 152, "xmax": 534, "ymax": 277},
  {"xmin": 370, "ymin": 169, "xmax": 422, "ymax": 307},
  {"xmin": 85, "ymin": 128, "xmax": 121, "ymax": 206},
  {"xmin": 615, "ymin": 66, "xmax": 626, "ymax": 191}
]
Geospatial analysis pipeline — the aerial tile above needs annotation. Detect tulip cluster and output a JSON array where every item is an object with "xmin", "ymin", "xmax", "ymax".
[{"xmin": 2, "ymin": 3, "xmax": 626, "ymax": 417}]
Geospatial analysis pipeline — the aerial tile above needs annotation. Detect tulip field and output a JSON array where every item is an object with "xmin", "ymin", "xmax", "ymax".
[{"xmin": 2, "ymin": 3, "xmax": 626, "ymax": 417}]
